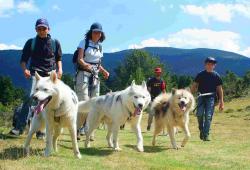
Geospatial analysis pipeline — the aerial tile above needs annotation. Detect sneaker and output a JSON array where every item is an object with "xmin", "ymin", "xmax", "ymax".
[
  {"xmin": 79, "ymin": 127, "xmax": 85, "ymax": 136},
  {"xmin": 147, "ymin": 125, "xmax": 151, "ymax": 131},
  {"xmin": 36, "ymin": 131, "xmax": 45, "ymax": 140},
  {"xmin": 9, "ymin": 129, "xmax": 20, "ymax": 136}
]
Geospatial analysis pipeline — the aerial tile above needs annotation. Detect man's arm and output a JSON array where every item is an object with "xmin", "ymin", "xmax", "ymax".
[
  {"xmin": 57, "ymin": 60, "xmax": 62, "ymax": 79},
  {"xmin": 216, "ymin": 85, "xmax": 224, "ymax": 111},
  {"xmin": 20, "ymin": 61, "xmax": 31, "ymax": 79}
]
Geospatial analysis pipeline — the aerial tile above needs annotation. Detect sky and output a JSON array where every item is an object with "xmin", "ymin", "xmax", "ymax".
[{"xmin": 0, "ymin": 0, "xmax": 250, "ymax": 57}]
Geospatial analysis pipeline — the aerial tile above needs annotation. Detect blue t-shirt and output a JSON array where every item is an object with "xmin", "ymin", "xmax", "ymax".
[{"xmin": 194, "ymin": 70, "xmax": 222, "ymax": 94}]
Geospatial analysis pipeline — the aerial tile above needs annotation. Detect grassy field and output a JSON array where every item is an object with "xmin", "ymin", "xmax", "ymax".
[{"xmin": 1, "ymin": 97, "xmax": 250, "ymax": 170}]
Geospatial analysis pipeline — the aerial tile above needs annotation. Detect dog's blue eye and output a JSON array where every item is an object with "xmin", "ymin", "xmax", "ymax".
[
  {"xmin": 142, "ymin": 96, "xmax": 145, "ymax": 99},
  {"xmin": 44, "ymin": 88, "xmax": 48, "ymax": 91}
]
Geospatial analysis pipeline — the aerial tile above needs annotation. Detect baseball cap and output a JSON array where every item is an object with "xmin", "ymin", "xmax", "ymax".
[
  {"xmin": 90, "ymin": 22, "xmax": 103, "ymax": 32},
  {"xmin": 205, "ymin": 57, "xmax": 217, "ymax": 64},
  {"xmin": 35, "ymin": 18, "xmax": 49, "ymax": 29}
]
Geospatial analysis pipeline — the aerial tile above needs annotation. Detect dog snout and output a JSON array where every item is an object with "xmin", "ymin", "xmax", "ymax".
[
  {"xmin": 33, "ymin": 96, "xmax": 38, "ymax": 102},
  {"xmin": 180, "ymin": 101, "xmax": 185, "ymax": 105},
  {"xmin": 138, "ymin": 103, "xmax": 143, "ymax": 109}
]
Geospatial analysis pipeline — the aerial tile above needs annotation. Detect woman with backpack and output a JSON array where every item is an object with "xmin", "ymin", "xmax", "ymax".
[{"xmin": 75, "ymin": 22, "xmax": 109, "ymax": 139}]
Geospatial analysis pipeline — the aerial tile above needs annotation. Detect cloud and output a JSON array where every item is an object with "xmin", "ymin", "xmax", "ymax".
[
  {"xmin": 181, "ymin": 3, "xmax": 250, "ymax": 23},
  {"xmin": 0, "ymin": 0, "xmax": 14, "ymax": 17},
  {"xmin": 128, "ymin": 28, "xmax": 250, "ymax": 57},
  {"xmin": 52, "ymin": 4, "xmax": 61, "ymax": 11},
  {"xmin": 17, "ymin": 0, "xmax": 39, "ymax": 14},
  {"xmin": 0, "ymin": 43, "xmax": 22, "ymax": 50},
  {"xmin": 0, "ymin": 0, "xmax": 39, "ymax": 17},
  {"xmin": 110, "ymin": 48, "xmax": 121, "ymax": 53}
]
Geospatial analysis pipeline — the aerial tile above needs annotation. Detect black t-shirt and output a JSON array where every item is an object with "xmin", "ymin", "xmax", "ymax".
[
  {"xmin": 194, "ymin": 70, "xmax": 223, "ymax": 94},
  {"xmin": 147, "ymin": 77, "xmax": 165, "ymax": 100},
  {"xmin": 20, "ymin": 34, "xmax": 62, "ymax": 75}
]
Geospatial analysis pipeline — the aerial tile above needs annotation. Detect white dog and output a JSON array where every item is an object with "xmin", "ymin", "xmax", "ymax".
[
  {"xmin": 24, "ymin": 71, "xmax": 81, "ymax": 159},
  {"xmin": 151, "ymin": 89, "xmax": 195, "ymax": 149},
  {"xmin": 78, "ymin": 80, "xmax": 151, "ymax": 152}
]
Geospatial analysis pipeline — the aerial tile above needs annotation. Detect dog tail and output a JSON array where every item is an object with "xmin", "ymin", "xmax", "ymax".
[
  {"xmin": 151, "ymin": 93, "xmax": 171, "ymax": 118},
  {"xmin": 78, "ymin": 98, "xmax": 95, "ymax": 113}
]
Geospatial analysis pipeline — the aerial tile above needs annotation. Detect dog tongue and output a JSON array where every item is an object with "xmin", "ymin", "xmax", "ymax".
[
  {"xmin": 179, "ymin": 104, "xmax": 186, "ymax": 112},
  {"xmin": 33, "ymin": 100, "xmax": 46, "ymax": 115},
  {"xmin": 133, "ymin": 107, "xmax": 142, "ymax": 116}
]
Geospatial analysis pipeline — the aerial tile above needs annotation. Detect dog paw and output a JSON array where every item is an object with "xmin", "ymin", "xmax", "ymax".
[
  {"xmin": 152, "ymin": 140, "xmax": 156, "ymax": 146},
  {"xmin": 137, "ymin": 145, "xmax": 144, "ymax": 152},
  {"xmin": 85, "ymin": 142, "xmax": 90, "ymax": 148},
  {"xmin": 75, "ymin": 153, "xmax": 82, "ymax": 159},
  {"xmin": 173, "ymin": 145, "xmax": 180, "ymax": 150},
  {"xmin": 114, "ymin": 147, "xmax": 122, "ymax": 151},
  {"xmin": 108, "ymin": 143, "xmax": 114, "ymax": 148}
]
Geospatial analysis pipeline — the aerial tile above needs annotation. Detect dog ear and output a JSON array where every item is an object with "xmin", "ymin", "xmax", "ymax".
[
  {"xmin": 185, "ymin": 87, "xmax": 191, "ymax": 92},
  {"xmin": 141, "ymin": 81, "xmax": 147, "ymax": 90},
  {"xmin": 171, "ymin": 88, "xmax": 176, "ymax": 95},
  {"xmin": 50, "ymin": 71, "xmax": 57, "ymax": 83},
  {"xmin": 35, "ymin": 71, "xmax": 41, "ymax": 80},
  {"xmin": 131, "ymin": 80, "xmax": 135, "ymax": 87}
]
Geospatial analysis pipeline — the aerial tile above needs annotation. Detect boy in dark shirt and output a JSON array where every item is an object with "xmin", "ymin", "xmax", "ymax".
[
  {"xmin": 191, "ymin": 57, "xmax": 224, "ymax": 141},
  {"xmin": 9, "ymin": 18, "xmax": 62, "ymax": 138},
  {"xmin": 146, "ymin": 67, "xmax": 166, "ymax": 131}
]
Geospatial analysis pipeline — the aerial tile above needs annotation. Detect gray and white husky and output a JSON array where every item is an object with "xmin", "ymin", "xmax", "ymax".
[
  {"xmin": 24, "ymin": 71, "xmax": 81, "ymax": 158},
  {"xmin": 78, "ymin": 80, "xmax": 151, "ymax": 152}
]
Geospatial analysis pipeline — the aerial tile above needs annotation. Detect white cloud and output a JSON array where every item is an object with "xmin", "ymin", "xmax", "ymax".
[
  {"xmin": 128, "ymin": 28, "xmax": 250, "ymax": 57},
  {"xmin": 240, "ymin": 47, "xmax": 250, "ymax": 57},
  {"xmin": 110, "ymin": 48, "xmax": 121, "ymax": 53},
  {"xmin": 0, "ymin": 43, "xmax": 22, "ymax": 50},
  {"xmin": 17, "ymin": 0, "xmax": 39, "ymax": 14},
  {"xmin": 0, "ymin": 0, "xmax": 14, "ymax": 17},
  {"xmin": 52, "ymin": 4, "xmax": 61, "ymax": 11},
  {"xmin": 181, "ymin": 3, "xmax": 250, "ymax": 23}
]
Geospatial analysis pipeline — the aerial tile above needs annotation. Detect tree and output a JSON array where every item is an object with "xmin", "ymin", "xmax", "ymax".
[
  {"xmin": 0, "ymin": 75, "xmax": 24, "ymax": 106},
  {"xmin": 111, "ymin": 50, "xmax": 171, "ymax": 91}
]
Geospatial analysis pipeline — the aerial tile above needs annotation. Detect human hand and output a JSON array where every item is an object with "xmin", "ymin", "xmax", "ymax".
[{"xmin": 24, "ymin": 69, "xmax": 31, "ymax": 79}]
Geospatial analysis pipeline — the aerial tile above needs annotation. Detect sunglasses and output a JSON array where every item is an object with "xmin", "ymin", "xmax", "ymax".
[{"xmin": 36, "ymin": 27, "xmax": 48, "ymax": 31}]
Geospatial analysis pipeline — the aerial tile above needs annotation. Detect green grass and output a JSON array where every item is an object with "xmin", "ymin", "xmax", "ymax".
[{"xmin": 1, "ymin": 97, "xmax": 250, "ymax": 170}]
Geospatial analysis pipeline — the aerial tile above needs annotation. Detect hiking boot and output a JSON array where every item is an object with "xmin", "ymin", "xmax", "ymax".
[
  {"xmin": 36, "ymin": 131, "xmax": 45, "ymax": 140},
  {"xmin": 147, "ymin": 125, "xmax": 151, "ymax": 131},
  {"xmin": 77, "ymin": 130, "xmax": 81, "ymax": 140},
  {"xmin": 199, "ymin": 132, "xmax": 204, "ymax": 140},
  {"xmin": 9, "ymin": 129, "xmax": 21, "ymax": 136},
  {"xmin": 203, "ymin": 136, "xmax": 211, "ymax": 141}
]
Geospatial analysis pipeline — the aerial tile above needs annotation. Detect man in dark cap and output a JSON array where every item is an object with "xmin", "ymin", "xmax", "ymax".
[
  {"xmin": 9, "ymin": 18, "xmax": 62, "ymax": 138},
  {"xmin": 191, "ymin": 57, "xmax": 224, "ymax": 141}
]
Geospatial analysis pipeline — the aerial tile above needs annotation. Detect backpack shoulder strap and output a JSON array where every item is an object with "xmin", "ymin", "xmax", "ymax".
[
  {"xmin": 84, "ymin": 39, "xmax": 89, "ymax": 54},
  {"xmin": 51, "ymin": 39, "xmax": 56, "ymax": 53},
  {"xmin": 99, "ymin": 44, "xmax": 102, "ymax": 52},
  {"xmin": 31, "ymin": 37, "xmax": 36, "ymax": 52}
]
